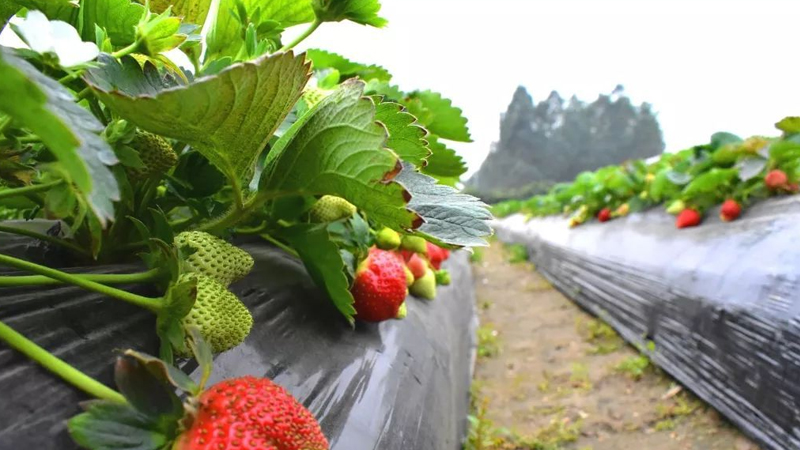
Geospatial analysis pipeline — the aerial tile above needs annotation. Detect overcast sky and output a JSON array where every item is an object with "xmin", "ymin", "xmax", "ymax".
[{"xmin": 295, "ymin": 0, "xmax": 800, "ymax": 177}]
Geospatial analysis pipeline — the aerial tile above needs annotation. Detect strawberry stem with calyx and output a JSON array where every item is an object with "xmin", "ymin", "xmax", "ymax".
[
  {"xmin": 0, "ymin": 253, "xmax": 163, "ymax": 312},
  {"xmin": 0, "ymin": 320, "xmax": 127, "ymax": 403},
  {"xmin": 0, "ymin": 268, "xmax": 161, "ymax": 287}
]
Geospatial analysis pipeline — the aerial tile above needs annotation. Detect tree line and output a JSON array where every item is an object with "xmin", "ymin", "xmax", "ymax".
[{"xmin": 468, "ymin": 85, "xmax": 664, "ymax": 202}]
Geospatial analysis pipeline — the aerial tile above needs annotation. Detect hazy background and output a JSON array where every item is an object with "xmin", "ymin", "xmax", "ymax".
[{"xmin": 292, "ymin": 0, "xmax": 800, "ymax": 181}]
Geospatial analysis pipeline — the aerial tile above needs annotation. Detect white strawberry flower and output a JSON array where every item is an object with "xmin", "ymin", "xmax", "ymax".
[{"xmin": 8, "ymin": 10, "xmax": 99, "ymax": 68}]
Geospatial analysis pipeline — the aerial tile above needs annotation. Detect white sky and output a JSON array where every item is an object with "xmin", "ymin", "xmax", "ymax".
[{"xmin": 294, "ymin": 0, "xmax": 800, "ymax": 177}]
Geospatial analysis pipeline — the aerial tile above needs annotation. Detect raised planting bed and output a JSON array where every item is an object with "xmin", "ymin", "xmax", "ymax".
[
  {"xmin": 0, "ymin": 233, "xmax": 478, "ymax": 449},
  {"xmin": 494, "ymin": 196, "xmax": 800, "ymax": 450}
]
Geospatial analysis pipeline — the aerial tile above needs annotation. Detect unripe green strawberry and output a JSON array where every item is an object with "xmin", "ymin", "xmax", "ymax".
[
  {"xmin": 174, "ymin": 376, "xmax": 328, "ymax": 450},
  {"xmin": 309, "ymin": 195, "xmax": 357, "ymax": 222},
  {"xmin": 180, "ymin": 274, "xmax": 253, "ymax": 355},
  {"xmin": 396, "ymin": 302, "xmax": 407, "ymax": 319},
  {"xmin": 403, "ymin": 265, "xmax": 414, "ymax": 287},
  {"xmin": 435, "ymin": 269, "xmax": 451, "ymax": 286},
  {"xmin": 400, "ymin": 235, "xmax": 427, "ymax": 254},
  {"xmin": 175, "ymin": 231, "xmax": 254, "ymax": 286},
  {"xmin": 666, "ymin": 200, "xmax": 686, "ymax": 215},
  {"xmin": 126, "ymin": 130, "xmax": 177, "ymax": 181},
  {"xmin": 376, "ymin": 227, "xmax": 401, "ymax": 250},
  {"xmin": 410, "ymin": 268, "xmax": 436, "ymax": 300}
]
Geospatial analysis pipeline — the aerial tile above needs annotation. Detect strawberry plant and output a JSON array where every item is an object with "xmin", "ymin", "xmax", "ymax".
[
  {"xmin": 493, "ymin": 116, "xmax": 800, "ymax": 228},
  {"xmin": 0, "ymin": 1, "xmax": 492, "ymax": 446}
]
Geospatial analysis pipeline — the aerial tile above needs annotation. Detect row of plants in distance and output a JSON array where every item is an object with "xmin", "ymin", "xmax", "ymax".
[
  {"xmin": 0, "ymin": 0, "xmax": 491, "ymax": 449},
  {"xmin": 492, "ymin": 116, "xmax": 800, "ymax": 229}
]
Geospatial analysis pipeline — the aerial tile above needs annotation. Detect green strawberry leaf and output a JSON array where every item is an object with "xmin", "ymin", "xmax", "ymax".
[
  {"xmin": 124, "ymin": 349, "xmax": 199, "ymax": 395},
  {"xmin": 8, "ymin": 0, "xmax": 77, "ymax": 22},
  {"xmin": 113, "ymin": 354, "xmax": 183, "ymax": 420},
  {"xmin": 136, "ymin": 7, "xmax": 187, "ymax": 55},
  {"xmin": 776, "ymin": 116, "xmax": 800, "ymax": 134},
  {"xmin": 207, "ymin": 0, "xmax": 315, "ymax": 58},
  {"xmin": 68, "ymin": 401, "xmax": 172, "ymax": 450},
  {"xmin": 709, "ymin": 131, "xmax": 742, "ymax": 149},
  {"xmin": 373, "ymin": 97, "xmax": 430, "ymax": 167},
  {"xmin": 81, "ymin": 0, "xmax": 145, "ymax": 46},
  {"xmin": 404, "ymin": 90, "xmax": 471, "ymax": 142},
  {"xmin": 735, "ymin": 156, "xmax": 768, "ymax": 181},
  {"xmin": 769, "ymin": 139, "xmax": 800, "ymax": 167},
  {"xmin": 422, "ymin": 134, "xmax": 467, "ymax": 179},
  {"xmin": 150, "ymin": 0, "xmax": 212, "ymax": 26},
  {"xmin": 186, "ymin": 326, "xmax": 213, "ymax": 390},
  {"xmin": 364, "ymin": 79, "xmax": 404, "ymax": 101},
  {"xmin": 279, "ymin": 223, "xmax": 357, "ymax": 324},
  {"xmin": 259, "ymin": 79, "xmax": 418, "ymax": 229},
  {"xmin": 396, "ymin": 162, "xmax": 492, "ymax": 247},
  {"xmin": 307, "ymin": 49, "xmax": 391, "ymax": 82},
  {"xmin": 683, "ymin": 168, "xmax": 738, "ymax": 197},
  {"xmin": 0, "ymin": 47, "xmax": 120, "ymax": 225},
  {"xmin": 85, "ymin": 52, "xmax": 310, "ymax": 186},
  {"xmin": 1, "ymin": 2, "xmax": 19, "ymax": 27},
  {"xmin": 312, "ymin": 0, "xmax": 387, "ymax": 27}
]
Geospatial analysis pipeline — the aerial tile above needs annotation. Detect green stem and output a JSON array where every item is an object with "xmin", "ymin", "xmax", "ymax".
[
  {"xmin": 0, "ymin": 253, "xmax": 163, "ymax": 312},
  {"xmin": 111, "ymin": 40, "xmax": 141, "ymax": 59},
  {"xmin": 0, "ymin": 321, "xmax": 126, "ymax": 403},
  {"xmin": 0, "ymin": 268, "xmax": 161, "ymax": 287},
  {"xmin": 58, "ymin": 70, "xmax": 83, "ymax": 85},
  {"xmin": 75, "ymin": 87, "xmax": 92, "ymax": 102},
  {"xmin": 136, "ymin": 178, "xmax": 161, "ymax": 218},
  {"xmin": 279, "ymin": 19, "xmax": 322, "ymax": 52},
  {"xmin": 0, "ymin": 180, "xmax": 64, "ymax": 201},
  {"xmin": 0, "ymin": 224, "xmax": 90, "ymax": 258},
  {"xmin": 234, "ymin": 221, "xmax": 267, "ymax": 235},
  {"xmin": 198, "ymin": 189, "xmax": 283, "ymax": 233},
  {"xmin": 0, "ymin": 116, "xmax": 12, "ymax": 135},
  {"xmin": 261, "ymin": 233, "xmax": 299, "ymax": 258}
]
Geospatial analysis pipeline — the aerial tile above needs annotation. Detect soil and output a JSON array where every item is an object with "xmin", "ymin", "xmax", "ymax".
[{"xmin": 469, "ymin": 242, "xmax": 761, "ymax": 450}]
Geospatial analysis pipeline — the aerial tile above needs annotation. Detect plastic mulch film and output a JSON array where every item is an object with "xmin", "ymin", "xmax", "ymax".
[
  {"xmin": 494, "ymin": 196, "xmax": 800, "ymax": 450},
  {"xmin": 0, "ymin": 231, "xmax": 477, "ymax": 450}
]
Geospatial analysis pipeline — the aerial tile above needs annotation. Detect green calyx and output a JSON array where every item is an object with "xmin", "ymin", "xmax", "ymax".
[
  {"xmin": 309, "ymin": 195, "xmax": 357, "ymax": 223},
  {"xmin": 178, "ymin": 274, "xmax": 253, "ymax": 355},
  {"xmin": 127, "ymin": 130, "xmax": 178, "ymax": 181},
  {"xmin": 400, "ymin": 235, "xmax": 427, "ymax": 254},
  {"xmin": 175, "ymin": 231, "xmax": 254, "ymax": 286},
  {"xmin": 375, "ymin": 227, "xmax": 401, "ymax": 250},
  {"xmin": 410, "ymin": 268, "xmax": 436, "ymax": 300}
]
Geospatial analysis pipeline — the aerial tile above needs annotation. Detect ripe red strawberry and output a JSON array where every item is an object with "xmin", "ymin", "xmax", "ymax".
[
  {"xmin": 720, "ymin": 199, "xmax": 741, "ymax": 222},
  {"xmin": 174, "ymin": 376, "xmax": 328, "ymax": 450},
  {"xmin": 351, "ymin": 248, "xmax": 408, "ymax": 322},
  {"xmin": 425, "ymin": 242, "xmax": 450, "ymax": 270},
  {"xmin": 406, "ymin": 253, "xmax": 427, "ymax": 279},
  {"xmin": 675, "ymin": 208, "xmax": 702, "ymax": 229},
  {"xmin": 597, "ymin": 208, "xmax": 611, "ymax": 222},
  {"xmin": 765, "ymin": 169, "xmax": 788, "ymax": 190}
]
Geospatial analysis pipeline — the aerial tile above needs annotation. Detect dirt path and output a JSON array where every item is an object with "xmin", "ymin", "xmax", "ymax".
[{"xmin": 467, "ymin": 242, "xmax": 761, "ymax": 450}]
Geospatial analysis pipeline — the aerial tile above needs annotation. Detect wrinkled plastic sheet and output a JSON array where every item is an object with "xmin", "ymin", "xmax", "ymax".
[
  {"xmin": 494, "ymin": 197, "xmax": 800, "ymax": 450},
  {"xmin": 0, "ymin": 230, "xmax": 478, "ymax": 450}
]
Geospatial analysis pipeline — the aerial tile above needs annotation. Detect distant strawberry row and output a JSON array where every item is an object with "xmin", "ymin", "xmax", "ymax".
[{"xmin": 492, "ymin": 116, "xmax": 800, "ymax": 229}]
